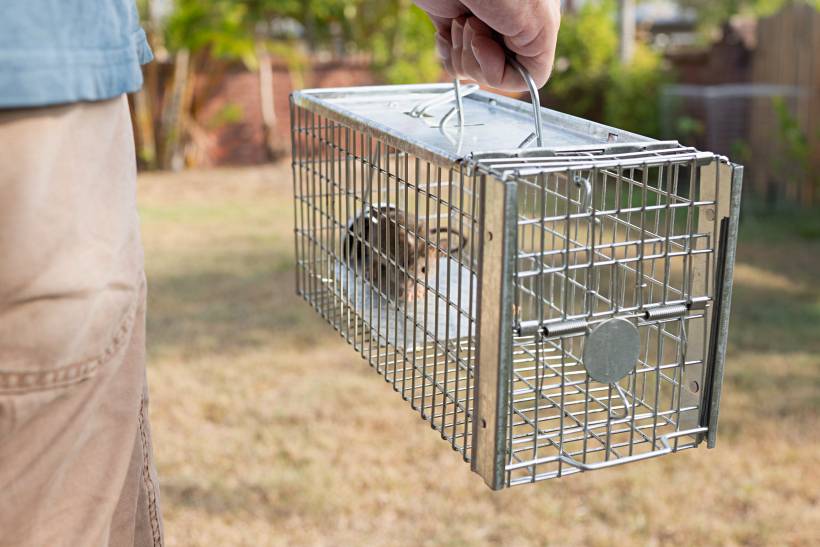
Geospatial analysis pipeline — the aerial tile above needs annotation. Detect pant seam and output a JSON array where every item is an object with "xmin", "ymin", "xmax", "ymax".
[{"xmin": 138, "ymin": 394, "xmax": 163, "ymax": 547}]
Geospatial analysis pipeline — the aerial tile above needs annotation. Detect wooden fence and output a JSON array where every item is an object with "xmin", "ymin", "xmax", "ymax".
[{"xmin": 748, "ymin": 2, "xmax": 819, "ymax": 206}]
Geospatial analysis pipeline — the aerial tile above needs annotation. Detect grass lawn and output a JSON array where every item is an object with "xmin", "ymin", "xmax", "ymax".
[{"xmin": 138, "ymin": 162, "xmax": 819, "ymax": 547}]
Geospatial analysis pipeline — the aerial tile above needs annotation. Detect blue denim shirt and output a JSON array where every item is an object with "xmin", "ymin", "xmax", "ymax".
[{"xmin": 0, "ymin": 1, "xmax": 153, "ymax": 108}]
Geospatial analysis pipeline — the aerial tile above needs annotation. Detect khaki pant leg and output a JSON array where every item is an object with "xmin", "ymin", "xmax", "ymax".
[{"xmin": 0, "ymin": 96, "xmax": 163, "ymax": 547}]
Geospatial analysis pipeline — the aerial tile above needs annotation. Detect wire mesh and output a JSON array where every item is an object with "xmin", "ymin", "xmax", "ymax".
[
  {"xmin": 291, "ymin": 100, "xmax": 480, "ymax": 458},
  {"xmin": 474, "ymin": 150, "xmax": 723, "ymax": 484},
  {"xmin": 291, "ymin": 86, "xmax": 739, "ymax": 488}
]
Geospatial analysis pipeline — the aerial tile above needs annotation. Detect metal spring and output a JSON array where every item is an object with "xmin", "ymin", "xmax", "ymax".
[
  {"xmin": 541, "ymin": 319, "xmax": 589, "ymax": 338},
  {"xmin": 644, "ymin": 304, "xmax": 689, "ymax": 321}
]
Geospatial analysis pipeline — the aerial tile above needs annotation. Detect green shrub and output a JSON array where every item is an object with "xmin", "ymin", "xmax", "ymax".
[
  {"xmin": 545, "ymin": 0, "xmax": 669, "ymax": 137},
  {"xmin": 603, "ymin": 45, "xmax": 669, "ymax": 136},
  {"xmin": 368, "ymin": 5, "xmax": 440, "ymax": 84}
]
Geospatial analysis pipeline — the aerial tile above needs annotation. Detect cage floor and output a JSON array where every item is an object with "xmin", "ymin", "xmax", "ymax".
[{"xmin": 300, "ymin": 288, "xmax": 476, "ymax": 458}]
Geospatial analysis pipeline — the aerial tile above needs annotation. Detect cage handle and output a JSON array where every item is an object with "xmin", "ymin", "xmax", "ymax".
[
  {"xmin": 448, "ymin": 57, "xmax": 544, "ymax": 147},
  {"xmin": 557, "ymin": 427, "xmax": 707, "ymax": 471},
  {"xmin": 410, "ymin": 56, "xmax": 544, "ymax": 148},
  {"xmin": 507, "ymin": 56, "xmax": 544, "ymax": 147}
]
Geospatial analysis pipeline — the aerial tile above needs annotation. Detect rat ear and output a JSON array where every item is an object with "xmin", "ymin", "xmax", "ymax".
[
  {"xmin": 344, "ymin": 210, "xmax": 372, "ymax": 265},
  {"xmin": 430, "ymin": 226, "xmax": 467, "ymax": 254}
]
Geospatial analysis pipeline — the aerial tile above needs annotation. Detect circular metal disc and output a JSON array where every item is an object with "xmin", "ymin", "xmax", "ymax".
[{"xmin": 582, "ymin": 318, "xmax": 640, "ymax": 384}]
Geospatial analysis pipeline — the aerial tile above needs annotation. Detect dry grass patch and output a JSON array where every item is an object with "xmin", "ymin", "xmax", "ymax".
[{"xmin": 140, "ymin": 163, "xmax": 819, "ymax": 547}]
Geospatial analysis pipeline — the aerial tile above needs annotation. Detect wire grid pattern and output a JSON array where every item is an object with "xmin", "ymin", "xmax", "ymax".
[
  {"xmin": 291, "ymin": 101, "xmax": 480, "ymax": 458},
  {"xmin": 476, "ymin": 149, "xmax": 721, "ymax": 484}
]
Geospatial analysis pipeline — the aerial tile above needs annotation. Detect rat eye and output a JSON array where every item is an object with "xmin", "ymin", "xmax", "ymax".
[{"xmin": 420, "ymin": 266, "xmax": 425, "ymax": 273}]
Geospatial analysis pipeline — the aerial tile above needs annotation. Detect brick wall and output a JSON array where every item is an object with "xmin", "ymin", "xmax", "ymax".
[{"xmin": 193, "ymin": 56, "xmax": 376, "ymax": 166}]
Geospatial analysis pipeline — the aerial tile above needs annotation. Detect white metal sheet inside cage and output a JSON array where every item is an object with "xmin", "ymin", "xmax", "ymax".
[{"xmin": 290, "ymin": 82, "xmax": 742, "ymax": 490}]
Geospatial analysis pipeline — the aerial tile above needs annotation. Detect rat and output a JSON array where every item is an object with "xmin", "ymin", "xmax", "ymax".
[
  {"xmin": 403, "ymin": 225, "xmax": 466, "ymax": 303},
  {"xmin": 344, "ymin": 205, "xmax": 466, "ymax": 303}
]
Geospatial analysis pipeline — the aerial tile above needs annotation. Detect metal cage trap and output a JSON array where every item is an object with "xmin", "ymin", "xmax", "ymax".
[{"xmin": 290, "ymin": 69, "xmax": 742, "ymax": 490}]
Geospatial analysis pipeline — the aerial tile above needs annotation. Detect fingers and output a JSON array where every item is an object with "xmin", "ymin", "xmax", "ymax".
[
  {"xmin": 513, "ymin": 51, "xmax": 555, "ymax": 90},
  {"xmin": 460, "ymin": 0, "xmax": 555, "ymax": 43},
  {"xmin": 417, "ymin": 5, "xmax": 459, "ymax": 78},
  {"xmin": 449, "ymin": 17, "xmax": 486, "ymax": 86},
  {"xmin": 413, "ymin": 0, "xmax": 468, "ymax": 19},
  {"xmin": 450, "ymin": 17, "xmax": 465, "ymax": 79},
  {"xmin": 467, "ymin": 17, "xmax": 528, "ymax": 91},
  {"xmin": 426, "ymin": 13, "xmax": 452, "ymax": 37},
  {"xmin": 422, "ymin": 0, "xmax": 561, "ymax": 91},
  {"xmin": 458, "ymin": 18, "xmax": 483, "ymax": 85},
  {"xmin": 448, "ymin": 16, "xmax": 530, "ymax": 91},
  {"xmin": 502, "ymin": 1, "xmax": 561, "ymax": 88},
  {"xmin": 435, "ymin": 33, "xmax": 454, "ymax": 77},
  {"xmin": 472, "ymin": 37, "xmax": 528, "ymax": 91},
  {"xmin": 447, "ymin": 1, "xmax": 560, "ymax": 91}
]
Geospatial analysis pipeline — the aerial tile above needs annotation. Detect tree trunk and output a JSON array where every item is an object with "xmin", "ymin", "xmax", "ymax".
[
  {"xmin": 160, "ymin": 49, "xmax": 190, "ymax": 170},
  {"xmin": 179, "ymin": 54, "xmax": 198, "ymax": 168},
  {"xmin": 256, "ymin": 40, "xmax": 278, "ymax": 161},
  {"xmin": 133, "ymin": 88, "xmax": 157, "ymax": 169},
  {"xmin": 132, "ymin": 0, "xmax": 158, "ymax": 169},
  {"xmin": 390, "ymin": 0, "xmax": 412, "ymax": 64},
  {"xmin": 303, "ymin": 0, "xmax": 316, "ymax": 52},
  {"xmin": 618, "ymin": 0, "xmax": 636, "ymax": 64}
]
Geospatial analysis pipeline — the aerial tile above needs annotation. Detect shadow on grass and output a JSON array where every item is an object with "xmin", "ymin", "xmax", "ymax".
[
  {"xmin": 728, "ymin": 284, "xmax": 820, "ymax": 354},
  {"xmin": 146, "ymin": 247, "xmax": 337, "ymax": 360},
  {"xmin": 736, "ymin": 208, "xmax": 820, "ymax": 288},
  {"xmin": 159, "ymin": 477, "xmax": 337, "ymax": 521},
  {"xmin": 724, "ymin": 358, "xmax": 819, "ymax": 425},
  {"xmin": 720, "ymin": 267, "xmax": 820, "ymax": 429}
]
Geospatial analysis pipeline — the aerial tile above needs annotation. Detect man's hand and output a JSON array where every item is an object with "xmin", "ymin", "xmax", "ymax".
[{"xmin": 414, "ymin": 0, "xmax": 561, "ymax": 91}]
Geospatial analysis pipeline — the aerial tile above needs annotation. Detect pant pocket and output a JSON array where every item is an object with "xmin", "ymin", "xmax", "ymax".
[{"xmin": 0, "ymin": 276, "xmax": 144, "ymax": 396}]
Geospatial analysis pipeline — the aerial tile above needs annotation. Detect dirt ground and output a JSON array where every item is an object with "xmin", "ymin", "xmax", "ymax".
[{"xmin": 138, "ymin": 162, "xmax": 819, "ymax": 547}]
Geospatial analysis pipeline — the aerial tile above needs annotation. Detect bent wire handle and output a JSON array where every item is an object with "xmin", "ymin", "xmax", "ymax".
[
  {"xmin": 411, "ymin": 55, "xmax": 545, "ymax": 148},
  {"xmin": 506, "ymin": 56, "xmax": 544, "ymax": 147},
  {"xmin": 504, "ymin": 56, "xmax": 603, "ymax": 224},
  {"xmin": 453, "ymin": 77, "xmax": 465, "ymax": 128},
  {"xmin": 449, "ymin": 56, "xmax": 544, "ymax": 147},
  {"xmin": 609, "ymin": 383, "xmax": 631, "ymax": 420},
  {"xmin": 558, "ymin": 427, "xmax": 708, "ymax": 471},
  {"xmin": 503, "ymin": 58, "xmax": 603, "ymax": 229}
]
